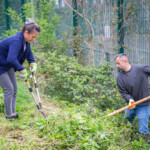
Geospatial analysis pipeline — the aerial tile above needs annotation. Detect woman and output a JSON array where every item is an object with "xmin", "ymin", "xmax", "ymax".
[{"xmin": 0, "ymin": 18, "xmax": 40, "ymax": 119}]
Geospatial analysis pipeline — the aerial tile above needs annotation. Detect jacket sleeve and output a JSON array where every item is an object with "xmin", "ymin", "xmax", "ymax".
[
  {"xmin": 26, "ymin": 44, "xmax": 35, "ymax": 63},
  {"xmin": 7, "ymin": 40, "xmax": 24, "ymax": 71},
  {"xmin": 143, "ymin": 65, "xmax": 150, "ymax": 75},
  {"xmin": 116, "ymin": 76, "xmax": 133, "ymax": 103}
]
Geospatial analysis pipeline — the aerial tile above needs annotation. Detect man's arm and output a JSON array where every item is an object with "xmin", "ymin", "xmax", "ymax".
[
  {"xmin": 117, "ymin": 76, "xmax": 133, "ymax": 103},
  {"xmin": 143, "ymin": 65, "xmax": 150, "ymax": 75}
]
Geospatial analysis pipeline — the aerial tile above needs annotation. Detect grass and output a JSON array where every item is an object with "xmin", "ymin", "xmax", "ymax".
[
  {"xmin": 0, "ymin": 81, "xmax": 149, "ymax": 150},
  {"xmin": 0, "ymin": 81, "xmax": 56, "ymax": 149}
]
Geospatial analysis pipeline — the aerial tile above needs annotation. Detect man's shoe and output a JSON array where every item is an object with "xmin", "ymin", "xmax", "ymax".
[{"xmin": 6, "ymin": 114, "xmax": 19, "ymax": 119}]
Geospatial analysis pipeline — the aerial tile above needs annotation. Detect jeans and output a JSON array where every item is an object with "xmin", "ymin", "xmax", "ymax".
[{"xmin": 124, "ymin": 104, "xmax": 150, "ymax": 135}]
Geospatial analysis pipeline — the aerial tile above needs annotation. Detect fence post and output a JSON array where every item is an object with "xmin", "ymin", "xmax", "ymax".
[
  {"xmin": 21, "ymin": 0, "xmax": 25, "ymax": 23},
  {"xmin": 105, "ymin": 52, "xmax": 110, "ymax": 63},
  {"xmin": 72, "ymin": 0, "xmax": 78, "ymax": 36},
  {"xmin": 5, "ymin": 0, "xmax": 10, "ymax": 30},
  {"xmin": 117, "ymin": 0, "xmax": 124, "ymax": 54},
  {"xmin": 72, "ymin": 0, "xmax": 78, "ymax": 57}
]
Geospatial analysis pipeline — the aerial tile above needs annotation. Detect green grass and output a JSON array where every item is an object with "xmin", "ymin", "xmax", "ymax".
[
  {"xmin": 16, "ymin": 81, "xmax": 34, "ymax": 114},
  {"xmin": 0, "ymin": 81, "xmax": 49, "ymax": 149},
  {"xmin": 0, "ymin": 81, "xmax": 149, "ymax": 150}
]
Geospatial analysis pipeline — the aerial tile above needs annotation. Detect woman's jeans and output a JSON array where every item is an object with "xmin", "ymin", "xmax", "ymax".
[
  {"xmin": 124, "ymin": 105, "xmax": 150, "ymax": 135},
  {"xmin": 0, "ymin": 68, "xmax": 17, "ymax": 116}
]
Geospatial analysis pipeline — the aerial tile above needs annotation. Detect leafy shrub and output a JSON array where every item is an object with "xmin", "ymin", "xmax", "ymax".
[
  {"xmin": 33, "ymin": 103, "xmax": 147, "ymax": 150},
  {"xmin": 37, "ymin": 52, "xmax": 125, "ymax": 110}
]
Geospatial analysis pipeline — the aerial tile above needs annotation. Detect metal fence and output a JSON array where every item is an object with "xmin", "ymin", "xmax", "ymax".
[{"xmin": 0, "ymin": 0, "xmax": 150, "ymax": 69}]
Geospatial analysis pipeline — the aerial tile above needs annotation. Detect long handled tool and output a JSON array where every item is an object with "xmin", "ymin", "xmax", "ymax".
[
  {"xmin": 107, "ymin": 96, "xmax": 150, "ymax": 117},
  {"xmin": 25, "ymin": 69, "xmax": 46, "ymax": 118}
]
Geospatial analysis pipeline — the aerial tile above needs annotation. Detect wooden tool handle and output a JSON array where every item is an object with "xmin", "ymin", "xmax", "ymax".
[{"xmin": 107, "ymin": 96, "xmax": 150, "ymax": 117}]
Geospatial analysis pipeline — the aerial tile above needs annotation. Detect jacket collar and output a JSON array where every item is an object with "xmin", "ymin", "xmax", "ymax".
[{"xmin": 16, "ymin": 32, "xmax": 25, "ymax": 45}]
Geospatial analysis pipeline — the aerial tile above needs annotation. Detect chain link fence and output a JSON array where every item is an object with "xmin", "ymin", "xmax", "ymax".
[{"xmin": 0, "ymin": 0, "xmax": 150, "ymax": 69}]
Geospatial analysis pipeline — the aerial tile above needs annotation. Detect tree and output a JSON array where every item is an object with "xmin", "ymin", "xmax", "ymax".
[{"xmin": 64, "ymin": 0, "xmax": 95, "ymax": 66}]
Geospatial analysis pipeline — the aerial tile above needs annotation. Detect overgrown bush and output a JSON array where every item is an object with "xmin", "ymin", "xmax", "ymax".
[
  {"xmin": 36, "ymin": 52, "xmax": 125, "ymax": 110},
  {"xmin": 33, "ymin": 103, "xmax": 147, "ymax": 150}
]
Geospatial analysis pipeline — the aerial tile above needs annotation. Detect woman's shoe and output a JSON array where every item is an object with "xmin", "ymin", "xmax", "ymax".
[{"xmin": 6, "ymin": 114, "xmax": 19, "ymax": 119}]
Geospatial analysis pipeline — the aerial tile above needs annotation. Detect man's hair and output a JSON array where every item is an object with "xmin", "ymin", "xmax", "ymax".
[{"xmin": 115, "ymin": 53, "xmax": 129, "ymax": 62}]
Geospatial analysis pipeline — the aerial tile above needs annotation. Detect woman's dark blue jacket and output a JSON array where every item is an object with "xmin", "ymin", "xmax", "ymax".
[{"xmin": 0, "ymin": 32, "xmax": 35, "ymax": 74}]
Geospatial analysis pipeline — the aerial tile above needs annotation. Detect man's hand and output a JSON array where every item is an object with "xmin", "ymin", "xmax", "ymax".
[
  {"xmin": 129, "ymin": 99, "xmax": 136, "ymax": 109},
  {"xmin": 19, "ymin": 69, "xmax": 28, "ymax": 80},
  {"xmin": 30, "ymin": 63, "xmax": 37, "ymax": 72}
]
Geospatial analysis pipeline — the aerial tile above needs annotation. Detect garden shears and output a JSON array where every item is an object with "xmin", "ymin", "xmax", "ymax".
[{"xmin": 25, "ymin": 65, "xmax": 46, "ymax": 118}]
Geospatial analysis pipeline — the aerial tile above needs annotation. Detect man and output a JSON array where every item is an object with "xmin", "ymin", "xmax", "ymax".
[{"xmin": 115, "ymin": 53, "xmax": 150, "ymax": 135}]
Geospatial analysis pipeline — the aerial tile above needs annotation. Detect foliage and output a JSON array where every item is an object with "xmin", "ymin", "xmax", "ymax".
[
  {"xmin": 33, "ymin": 104, "xmax": 148, "ymax": 150},
  {"xmin": 36, "ymin": 51, "xmax": 125, "ymax": 110},
  {"xmin": 0, "ymin": 1, "xmax": 149, "ymax": 149},
  {"xmin": 0, "ymin": 86, "xmax": 148, "ymax": 149},
  {"xmin": 3, "ymin": 0, "xmax": 68, "ymax": 55},
  {"xmin": 0, "ymin": 87, "xmax": 4, "ymax": 113}
]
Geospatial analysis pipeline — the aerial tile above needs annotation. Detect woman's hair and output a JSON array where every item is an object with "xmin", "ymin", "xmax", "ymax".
[{"xmin": 21, "ymin": 18, "xmax": 40, "ymax": 34}]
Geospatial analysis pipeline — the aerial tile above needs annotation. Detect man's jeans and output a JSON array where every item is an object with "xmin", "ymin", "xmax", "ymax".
[{"xmin": 124, "ymin": 104, "xmax": 150, "ymax": 135}]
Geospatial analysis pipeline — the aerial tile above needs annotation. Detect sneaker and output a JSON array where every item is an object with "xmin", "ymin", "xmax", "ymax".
[{"xmin": 6, "ymin": 114, "xmax": 19, "ymax": 119}]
